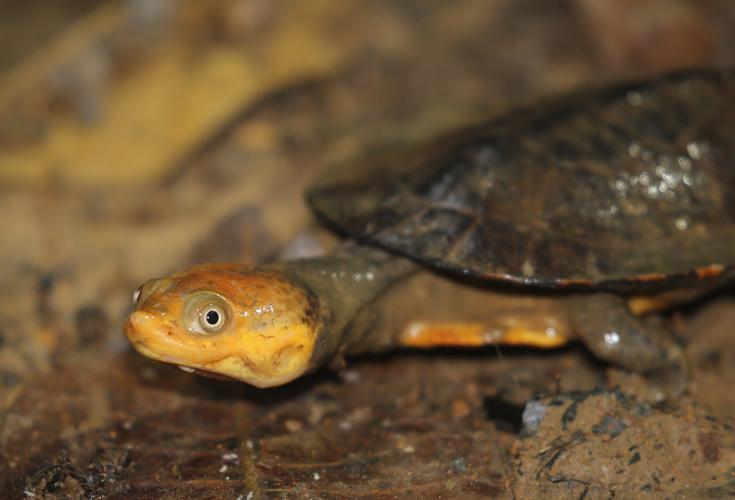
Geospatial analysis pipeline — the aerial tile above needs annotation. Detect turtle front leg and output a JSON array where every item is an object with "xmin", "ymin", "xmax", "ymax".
[{"xmin": 567, "ymin": 293, "xmax": 688, "ymax": 395}]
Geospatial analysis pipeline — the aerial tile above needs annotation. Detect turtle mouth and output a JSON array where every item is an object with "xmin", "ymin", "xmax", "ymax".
[
  {"xmin": 177, "ymin": 365, "xmax": 239, "ymax": 381},
  {"xmin": 167, "ymin": 355, "xmax": 309, "ymax": 388},
  {"xmin": 124, "ymin": 311, "xmax": 312, "ymax": 388}
]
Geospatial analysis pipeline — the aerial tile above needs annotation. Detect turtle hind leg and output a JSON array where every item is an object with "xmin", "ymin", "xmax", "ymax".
[{"xmin": 568, "ymin": 293, "xmax": 688, "ymax": 397}]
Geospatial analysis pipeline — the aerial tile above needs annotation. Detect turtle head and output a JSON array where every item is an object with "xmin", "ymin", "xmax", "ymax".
[{"xmin": 125, "ymin": 264, "xmax": 321, "ymax": 387}]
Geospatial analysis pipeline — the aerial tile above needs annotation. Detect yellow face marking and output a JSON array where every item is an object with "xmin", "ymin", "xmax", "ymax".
[
  {"xmin": 125, "ymin": 264, "xmax": 320, "ymax": 388},
  {"xmin": 400, "ymin": 321, "xmax": 570, "ymax": 349}
]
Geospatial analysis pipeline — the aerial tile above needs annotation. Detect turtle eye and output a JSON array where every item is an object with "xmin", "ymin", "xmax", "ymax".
[
  {"xmin": 200, "ymin": 305, "xmax": 226, "ymax": 333},
  {"xmin": 184, "ymin": 293, "xmax": 231, "ymax": 335}
]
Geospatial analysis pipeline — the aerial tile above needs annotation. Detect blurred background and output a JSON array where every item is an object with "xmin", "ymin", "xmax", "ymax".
[{"xmin": 2, "ymin": 1, "xmax": 735, "ymax": 497}]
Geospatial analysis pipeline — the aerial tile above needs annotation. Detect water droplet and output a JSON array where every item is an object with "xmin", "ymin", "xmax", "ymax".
[
  {"xmin": 628, "ymin": 141, "xmax": 641, "ymax": 157},
  {"xmin": 521, "ymin": 259, "xmax": 535, "ymax": 277},
  {"xmin": 484, "ymin": 329, "xmax": 503, "ymax": 343},
  {"xmin": 675, "ymin": 218, "xmax": 688, "ymax": 230},
  {"xmin": 626, "ymin": 91, "xmax": 643, "ymax": 106},
  {"xmin": 603, "ymin": 331, "xmax": 620, "ymax": 346},
  {"xmin": 596, "ymin": 204, "xmax": 619, "ymax": 219},
  {"xmin": 677, "ymin": 156, "xmax": 692, "ymax": 170},
  {"xmin": 687, "ymin": 142, "xmax": 701, "ymax": 160},
  {"xmin": 661, "ymin": 171, "xmax": 678, "ymax": 189}
]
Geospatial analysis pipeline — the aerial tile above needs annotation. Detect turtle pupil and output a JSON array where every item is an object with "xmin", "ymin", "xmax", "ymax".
[{"xmin": 205, "ymin": 310, "xmax": 220, "ymax": 325}]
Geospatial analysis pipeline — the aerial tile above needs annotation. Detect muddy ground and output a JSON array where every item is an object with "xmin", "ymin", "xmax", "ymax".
[{"xmin": 2, "ymin": 1, "xmax": 735, "ymax": 498}]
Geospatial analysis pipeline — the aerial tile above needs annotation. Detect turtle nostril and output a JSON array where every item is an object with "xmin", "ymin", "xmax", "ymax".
[{"xmin": 125, "ymin": 310, "xmax": 158, "ymax": 338}]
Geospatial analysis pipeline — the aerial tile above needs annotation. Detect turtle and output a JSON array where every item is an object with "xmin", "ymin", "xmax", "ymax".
[{"xmin": 125, "ymin": 68, "xmax": 735, "ymax": 391}]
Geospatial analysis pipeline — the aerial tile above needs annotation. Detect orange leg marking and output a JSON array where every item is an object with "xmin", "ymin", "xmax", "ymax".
[
  {"xmin": 627, "ymin": 296, "xmax": 674, "ymax": 316},
  {"xmin": 399, "ymin": 322, "xmax": 570, "ymax": 349}
]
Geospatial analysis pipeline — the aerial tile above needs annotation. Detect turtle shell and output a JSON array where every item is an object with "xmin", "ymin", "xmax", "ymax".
[{"xmin": 308, "ymin": 69, "xmax": 735, "ymax": 289}]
